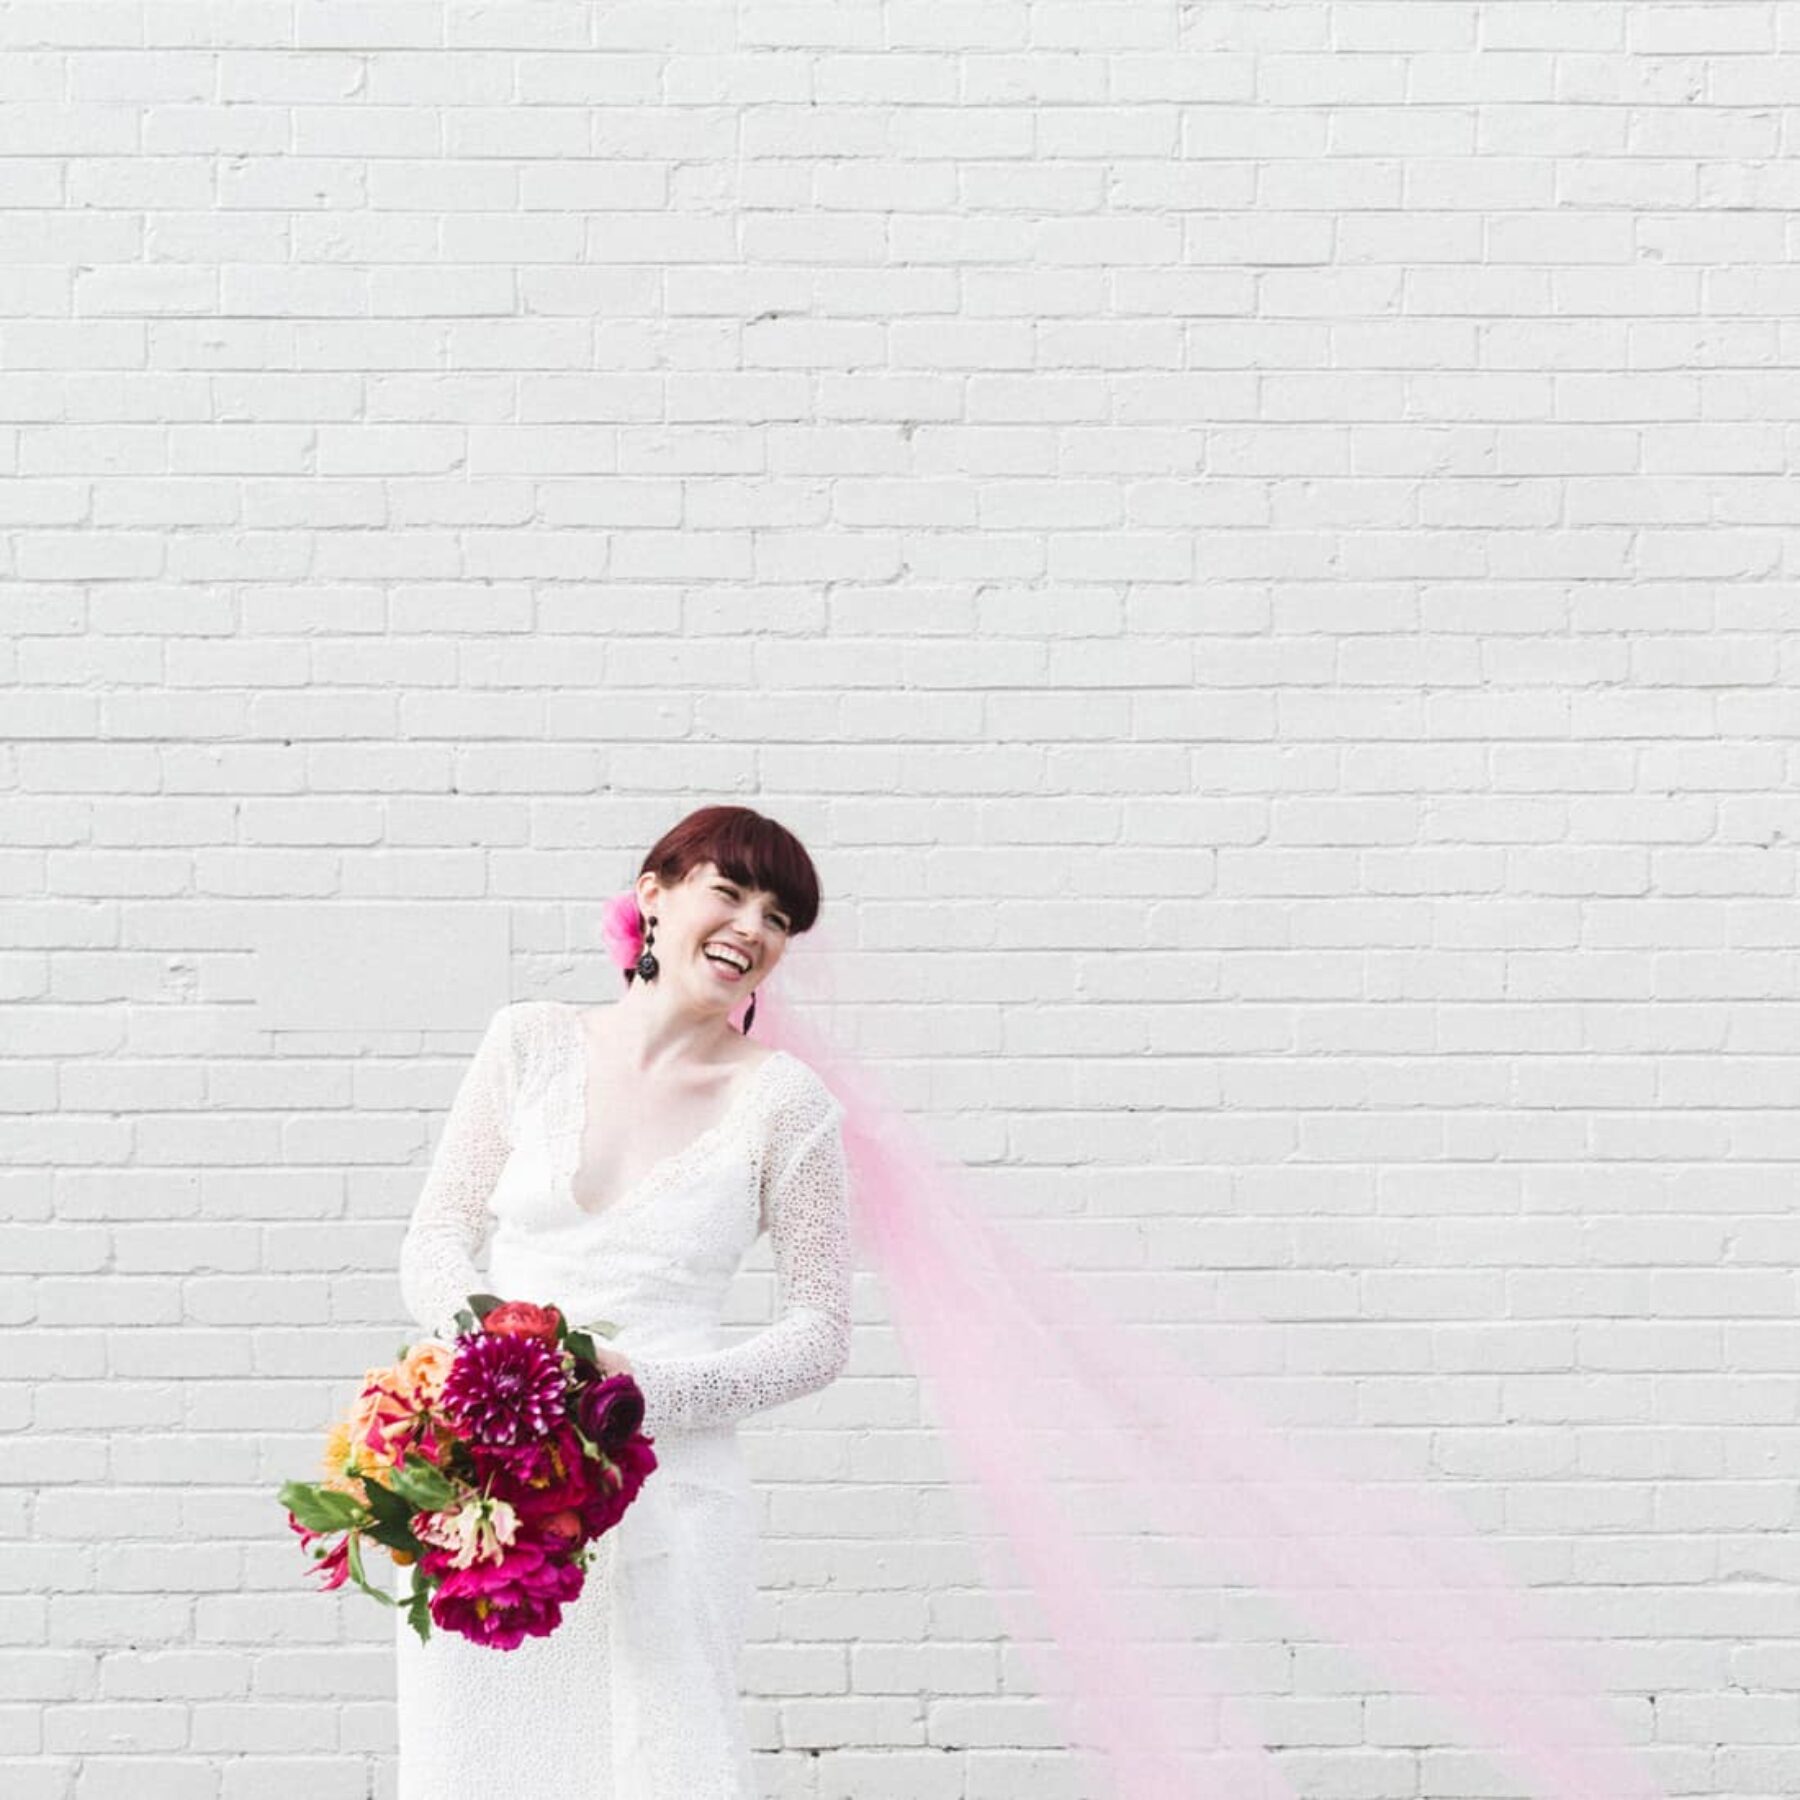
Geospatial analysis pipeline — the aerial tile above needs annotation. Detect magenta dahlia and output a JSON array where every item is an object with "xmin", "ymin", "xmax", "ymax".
[{"xmin": 440, "ymin": 1330, "xmax": 567, "ymax": 1446}]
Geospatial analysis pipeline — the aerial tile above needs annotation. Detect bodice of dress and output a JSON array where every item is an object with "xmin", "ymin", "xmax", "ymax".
[{"xmin": 397, "ymin": 999, "xmax": 853, "ymax": 1442}]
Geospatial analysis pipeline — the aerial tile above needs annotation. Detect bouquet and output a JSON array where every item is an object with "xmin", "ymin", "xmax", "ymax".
[{"xmin": 278, "ymin": 1294, "xmax": 658, "ymax": 1650}]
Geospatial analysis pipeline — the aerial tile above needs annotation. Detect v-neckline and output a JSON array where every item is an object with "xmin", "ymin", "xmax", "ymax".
[{"xmin": 557, "ymin": 1002, "xmax": 786, "ymax": 1220}]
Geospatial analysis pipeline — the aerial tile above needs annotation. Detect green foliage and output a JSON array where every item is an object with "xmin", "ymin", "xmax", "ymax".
[
  {"xmin": 343, "ymin": 1531, "xmax": 395, "ymax": 1609},
  {"xmin": 385, "ymin": 1457, "xmax": 457, "ymax": 1511},
  {"xmin": 403, "ymin": 1568, "xmax": 433, "ymax": 1645},
  {"xmin": 360, "ymin": 1479, "xmax": 427, "ymax": 1558},
  {"xmin": 279, "ymin": 1480, "xmax": 364, "ymax": 1532}
]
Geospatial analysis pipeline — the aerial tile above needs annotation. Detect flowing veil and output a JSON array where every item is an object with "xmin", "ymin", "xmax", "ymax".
[{"xmin": 607, "ymin": 890, "xmax": 1666, "ymax": 1800}]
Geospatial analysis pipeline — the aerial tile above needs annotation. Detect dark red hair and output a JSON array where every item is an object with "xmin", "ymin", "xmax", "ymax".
[{"xmin": 628, "ymin": 806, "xmax": 823, "ymax": 977}]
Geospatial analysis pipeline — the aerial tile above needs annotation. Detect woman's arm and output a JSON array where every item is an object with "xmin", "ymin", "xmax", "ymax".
[
  {"xmin": 631, "ymin": 1090, "xmax": 854, "ymax": 1435},
  {"xmin": 397, "ymin": 1004, "xmax": 517, "ymax": 1340}
]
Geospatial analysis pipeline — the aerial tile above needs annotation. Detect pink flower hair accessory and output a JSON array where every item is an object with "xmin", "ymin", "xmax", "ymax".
[{"xmin": 600, "ymin": 888, "xmax": 645, "ymax": 973}]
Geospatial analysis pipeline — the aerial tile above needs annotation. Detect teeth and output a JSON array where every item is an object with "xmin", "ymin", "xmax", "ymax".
[{"xmin": 704, "ymin": 944, "xmax": 750, "ymax": 972}]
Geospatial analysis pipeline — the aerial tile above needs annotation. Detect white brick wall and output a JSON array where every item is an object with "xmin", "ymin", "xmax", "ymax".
[{"xmin": 7, "ymin": 2, "xmax": 1796, "ymax": 1795}]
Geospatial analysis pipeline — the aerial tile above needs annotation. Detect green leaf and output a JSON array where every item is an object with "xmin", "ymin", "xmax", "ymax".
[
  {"xmin": 362, "ymin": 1479, "xmax": 414, "ymax": 1528},
  {"xmin": 279, "ymin": 1480, "xmax": 366, "ymax": 1533},
  {"xmin": 385, "ymin": 1459, "xmax": 457, "ymax": 1511},
  {"xmin": 363, "ymin": 1515, "xmax": 424, "ymax": 1556},
  {"xmin": 466, "ymin": 1291, "xmax": 504, "ymax": 1318},
  {"xmin": 573, "ymin": 1317, "xmax": 618, "ymax": 1339},
  {"xmin": 405, "ymin": 1572, "xmax": 433, "ymax": 1645},
  {"xmin": 344, "ymin": 1531, "xmax": 395, "ymax": 1609}
]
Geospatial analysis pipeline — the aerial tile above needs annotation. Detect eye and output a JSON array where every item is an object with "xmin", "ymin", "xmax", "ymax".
[{"xmin": 718, "ymin": 881, "xmax": 789, "ymax": 932}]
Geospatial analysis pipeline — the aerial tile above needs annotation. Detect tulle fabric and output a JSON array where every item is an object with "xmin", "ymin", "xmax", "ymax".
[
  {"xmin": 606, "ymin": 890, "xmax": 1666, "ymax": 1798},
  {"xmin": 757, "ymin": 951, "xmax": 1662, "ymax": 1798}
]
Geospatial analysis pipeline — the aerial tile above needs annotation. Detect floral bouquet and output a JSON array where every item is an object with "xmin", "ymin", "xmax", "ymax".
[{"xmin": 278, "ymin": 1295, "xmax": 658, "ymax": 1650}]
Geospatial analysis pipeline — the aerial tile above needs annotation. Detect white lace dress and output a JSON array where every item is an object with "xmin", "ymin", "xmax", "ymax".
[{"xmin": 390, "ymin": 998, "xmax": 853, "ymax": 1800}]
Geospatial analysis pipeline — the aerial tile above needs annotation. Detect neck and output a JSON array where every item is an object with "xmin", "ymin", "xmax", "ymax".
[{"xmin": 603, "ymin": 973, "xmax": 743, "ymax": 1070}]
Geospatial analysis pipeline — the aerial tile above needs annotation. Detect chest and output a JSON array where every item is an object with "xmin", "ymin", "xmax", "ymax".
[
  {"xmin": 527, "ymin": 1006, "xmax": 779, "ymax": 1220},
  {"xmin": 483, "ymin": 1006, "xmax": 786, "ymax": 1265},
  {"xmin": 570, "ymin": 1060, "xmax": 751, "ymax": 1214}
]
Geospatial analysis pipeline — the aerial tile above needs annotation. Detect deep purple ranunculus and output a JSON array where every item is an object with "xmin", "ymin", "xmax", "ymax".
[
  {"xmin": 574, "ymin": 1371, "xmax": 645, "ymax": 1453},
  {"xmin": 424, "ymin": 1539, "xmax": 586, "ymax": 1651},
  {"xmin": 440, "ymin": 1330, "xmax": 567, "ymax": 1446}
]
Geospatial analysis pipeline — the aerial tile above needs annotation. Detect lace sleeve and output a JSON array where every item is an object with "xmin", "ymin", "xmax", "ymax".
[
  {"xmin": 632, "ymin": 1083, "xmax": 854, "ymax": 1436},
  {"xmin": 397, "ymin": 1003, "xmax": 518, "ymax": 1341}
]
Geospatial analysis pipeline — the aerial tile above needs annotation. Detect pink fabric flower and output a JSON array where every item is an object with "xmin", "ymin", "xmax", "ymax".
[{"xmin": 600, "ymin": 888, "xmax": 644, "ymax": 972}]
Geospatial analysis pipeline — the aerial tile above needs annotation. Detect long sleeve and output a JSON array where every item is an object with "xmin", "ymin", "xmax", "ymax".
[
  {"xmin": 632, "ymin": 1092, "xmax": 853, "ymax": 1435},
  {"xmin": 397, "ymin": 1003, "xmax": 517, "ymax": 1341}
]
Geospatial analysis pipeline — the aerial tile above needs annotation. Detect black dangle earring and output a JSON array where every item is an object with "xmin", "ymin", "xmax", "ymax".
[
  {"xmin": 742, "ymin": 988, "xmax": 757, "ymax": 1035},
  {"xmin": 635, "ymin": 912, "xmax": 660, "ymax": 982}
]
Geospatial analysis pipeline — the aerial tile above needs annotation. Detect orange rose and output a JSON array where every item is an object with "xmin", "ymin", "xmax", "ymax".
[
  {"xmin": 397, "ymin": 1338, "xmax": 455, "ymax": 1406},
  {"xmin": 481, "ymin": 1300, "xmax": 564, "ymax": 1344},
  {"xmin": 537, "ymin": 1508, "xmax": 583, "ymax": 1548}
]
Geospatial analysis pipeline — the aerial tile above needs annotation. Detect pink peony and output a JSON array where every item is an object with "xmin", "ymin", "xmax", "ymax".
[{"xmin": 424, "ymin": 1539, "xmax": 586, "ymax": 1650}]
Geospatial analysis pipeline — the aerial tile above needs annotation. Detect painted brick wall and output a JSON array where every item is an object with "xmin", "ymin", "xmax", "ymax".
[{"xmin": 7, "ymin": 3, "xmax": 1795, "ymax": 1797}]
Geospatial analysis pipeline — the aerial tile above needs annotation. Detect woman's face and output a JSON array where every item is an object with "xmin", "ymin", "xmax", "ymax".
[{"xmin": 637, "ymin": 859, "xmax": 790, "ymax": 1011}]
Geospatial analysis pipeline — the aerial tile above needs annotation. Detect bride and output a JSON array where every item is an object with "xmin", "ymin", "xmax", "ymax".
[{"xmin": 392, "ymin": 804, "xmax": 852, "ymax": 1800}]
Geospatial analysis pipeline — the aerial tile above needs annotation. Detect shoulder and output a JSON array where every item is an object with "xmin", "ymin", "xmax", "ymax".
[
  {"xmin": 482, "ymin": 998, "xmax": 564, "ymax": 1042},
  {"xmin": 760, "ymin": 1049, "xmax": 846, "ymax": 1138},
  {"xmin": 480, "ymin": 999, "xmax": 570, "ymax": 1091}
]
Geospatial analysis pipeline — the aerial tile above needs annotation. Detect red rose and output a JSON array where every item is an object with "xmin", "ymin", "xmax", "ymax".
[{"xmin": 481, "ymin": 1300, "xmax": 564, "ymax": 1343}]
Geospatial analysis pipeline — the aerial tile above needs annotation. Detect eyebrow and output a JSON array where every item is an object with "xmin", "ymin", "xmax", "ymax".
[{"xmin": 717, "ymin": 878, "xmax": 788, "ymax": 915}]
